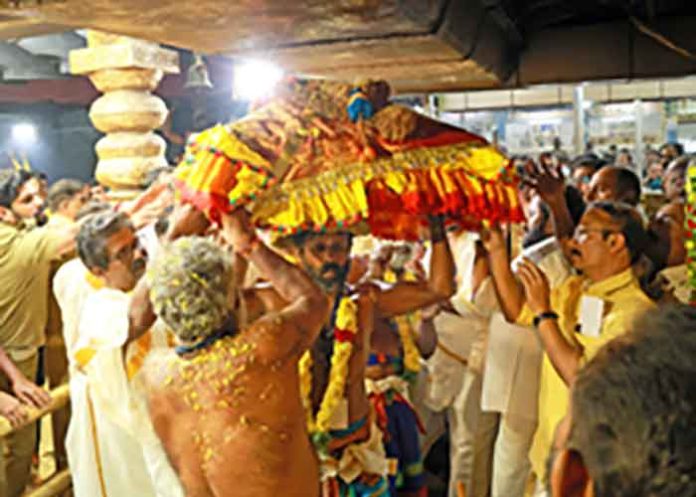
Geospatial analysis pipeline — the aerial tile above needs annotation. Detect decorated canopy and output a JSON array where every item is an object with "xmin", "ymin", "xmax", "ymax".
[{"xmin": 174, "ymin": 78, "xmax": 523, "ymax": 240}]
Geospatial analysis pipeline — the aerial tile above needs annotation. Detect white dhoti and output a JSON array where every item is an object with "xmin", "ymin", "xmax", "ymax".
[
  {"xmin": 67, "ymin": 287, "xmax": 183, "ymax": 497},
  {"xmin": 319, "ymin": 399, "xmax": 389, "ymax": 485}
]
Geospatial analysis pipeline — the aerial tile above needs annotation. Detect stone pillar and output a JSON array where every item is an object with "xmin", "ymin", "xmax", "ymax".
[{"xmin": 69, "ymin": 31, "xmax": 179, "ymax": 198}]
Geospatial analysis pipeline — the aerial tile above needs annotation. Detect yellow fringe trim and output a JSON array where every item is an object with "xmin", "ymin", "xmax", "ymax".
[
  {"xmin": 175, "ymin": 123, "xmax": 519, "ymax": 236},
  {"xmin": 253, "ymin": 141, "xmax": 515, "ymax": 233}
]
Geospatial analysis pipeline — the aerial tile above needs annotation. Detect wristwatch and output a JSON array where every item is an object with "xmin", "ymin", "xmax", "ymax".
[{"xmin": 533, "ymin": 311, "xmax": 559, "ymax": 328}]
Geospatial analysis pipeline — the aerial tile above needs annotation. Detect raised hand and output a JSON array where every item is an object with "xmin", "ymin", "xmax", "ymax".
[
  {"xmin": 516, "ymin": 258, "xmax": 552, "ymax": 315},
  {"xmin": 480, "ymin": 224, "xmax": 506, "ymax": 254},
  {"xmin": 220, "ymin": 208, "xmax": 258, "ymax": 256},
  {"xmin": 428, "ymin": 215, "xmax": 446, "ymax": 242},
  {"xmin": 524, "ymin": 160, "xmax": 566, "ymax": 205},
  {"xmin": 165, "ymin": 203, "xmax": 210, "ymax": 241}
]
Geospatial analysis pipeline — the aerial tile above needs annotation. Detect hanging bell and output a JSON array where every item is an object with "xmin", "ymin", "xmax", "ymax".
[{"xmin": 184, "ymin": 53, "xmax": 213, "ymax": 90}]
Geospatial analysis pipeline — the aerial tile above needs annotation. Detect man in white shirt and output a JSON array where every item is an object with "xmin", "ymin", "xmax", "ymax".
[
  {"xmin": 420, "ymin": 232, "xmax": 499, "ymax": 497},
  {"xmin": 68, "ymin": 210, "xmax": 183, "ymax": 497}
]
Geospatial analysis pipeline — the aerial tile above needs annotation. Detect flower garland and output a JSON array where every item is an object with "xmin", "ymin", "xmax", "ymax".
[
  {"xmin": 686, "ymin": 161, "xmax": 696, "ymax": 305},
  {"xmin": 383, "ymin": 269, "xmax": 422, "ymax": 378},
  {"xmin": 299, "ymin": 296, "xmax": 358, "ymax": 449},
  {"xmin": 392, "ymin": 313, "xmax": 422, "ymax": 378}
]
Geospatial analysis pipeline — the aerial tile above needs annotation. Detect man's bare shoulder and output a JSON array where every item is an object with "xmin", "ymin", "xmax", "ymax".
[{"xmin": 250, "ymin": 310, "xmax": 313, "ymax": 341}]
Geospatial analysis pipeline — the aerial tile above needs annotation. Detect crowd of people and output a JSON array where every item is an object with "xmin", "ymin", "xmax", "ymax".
[{"xmin": 0, "ymin": 138, "xmax": 693, "ymax": 497}]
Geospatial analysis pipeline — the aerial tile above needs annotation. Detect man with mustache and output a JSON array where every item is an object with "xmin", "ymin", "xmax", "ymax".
[
  {"xmin": 127, "ymin": 206, "xmax": 455, "ymax": 496},
  {"xmin": 268, "ymin": 217, "xmax": 455, "ymax": 496},
  {"xmin": 486, "ymin": 202, "xmax": 655, "ymax": 497},
  {"xmin": 0, "ymin": 169, "xmax": 71, "ymax": 496},
  {"xmin": 70, "ymin": 211, "xmax": 183, "ymax": 497}
]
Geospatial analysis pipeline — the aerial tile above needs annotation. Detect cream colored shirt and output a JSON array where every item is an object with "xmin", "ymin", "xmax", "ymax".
[
  {"xmin": 482, "ymin": 237, "xmax": 570, "ymax": 419},
  {"xmin": 659, "ymin": 264, "xmax": 689, "ymax": 304},
  {"xmin": 424, "ymin": 234, "xmax": 497, "ymax": 411},
  {"xmin": 0, "ymin": 222, "xmax": 64, "ymax": 360}
]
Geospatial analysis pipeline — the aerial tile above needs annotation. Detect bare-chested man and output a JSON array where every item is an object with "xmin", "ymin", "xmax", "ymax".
[
  {"xmin": 245, "ymin": 216, "xmax": 455, "ymax": 496},
  {"xmin": 139, "ymin": 209, "xmax": 330, "ymax": 497}
]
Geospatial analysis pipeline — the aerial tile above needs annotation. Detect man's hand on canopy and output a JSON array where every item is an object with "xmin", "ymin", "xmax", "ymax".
[
  {"xmin": 220, "ymin": 208, "xmax": 257, "ymax": 255},
  {"xmin": 165, "ymin": 203, "xmax": 211, "ymax": 241},
  {"xmin": 480, "ymin": 224, "xmax": 504, "ymax": 252}
]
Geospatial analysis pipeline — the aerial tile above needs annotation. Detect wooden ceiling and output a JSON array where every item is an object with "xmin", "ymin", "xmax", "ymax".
[{"xmin": 0, "ymin": 0, "xmax": 694, "ymax": 93}]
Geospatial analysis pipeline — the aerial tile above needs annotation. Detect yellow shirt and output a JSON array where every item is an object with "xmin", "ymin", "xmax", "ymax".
[
  {"xmin": 0, "ymin": 222, "xmax": 64, "ymax": 360},
  {"xmin": 518, "ymin": 268, "xmax": 655, "ymax": 481}
]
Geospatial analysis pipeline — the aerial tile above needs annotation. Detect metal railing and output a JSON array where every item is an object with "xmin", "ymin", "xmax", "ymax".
[{"xmin": 0, "ymin": 384, "xmax": 72, "ymax": 496}]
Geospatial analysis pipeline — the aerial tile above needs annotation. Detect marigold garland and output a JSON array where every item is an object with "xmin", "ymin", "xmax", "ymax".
[
  {"xmin": 383, "ymin": 269, "xmax": 422, "ymax": 376},
  {"xmin": 299, "ymin": 296, "xmax": 358, "ymax": 442},
  {"xmin": 686, "ymin": 161, "xmax": 696, "ymax": 305},
  {"xmin": 393, "ymin": 313, "xmax": 422, "ymax": 377}
]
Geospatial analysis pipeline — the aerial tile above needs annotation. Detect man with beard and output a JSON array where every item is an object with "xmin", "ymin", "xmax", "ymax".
[
  {"xmin": 127, "ymin": 205, "xmax": 455, "ymax": 496},
  {"xmin": 270, "ymin": 216, "xmax": 455, "ymax": 497},
  {"xmin": 0, "ymin": 169, "xmax": 70, "ymax": 496},
  {"xmin": 70, "ymin": 211, "xmax": 183, "ymax": 497},
  {"xmin": 487, "ymin": 202, "xmax": 655, "ymax": 496}
]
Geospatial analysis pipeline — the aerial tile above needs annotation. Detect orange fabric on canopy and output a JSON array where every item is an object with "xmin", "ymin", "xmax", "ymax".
[{"xmin": 174, "ymin": 78, "xmax": 523, "ymax": 240}]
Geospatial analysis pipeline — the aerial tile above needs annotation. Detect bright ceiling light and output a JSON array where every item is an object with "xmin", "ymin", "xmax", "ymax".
[
  {"xmin": 12, "ymin": 123, "xmax": 37, "ymax": 145},
  {"xmin": 233, "ymin": 59, "xmax": 283, "ymax": 101}
]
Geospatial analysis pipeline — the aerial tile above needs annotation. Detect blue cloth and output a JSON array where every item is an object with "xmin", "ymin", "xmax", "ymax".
[
  {"xmin": 645, "ymin": 177, "xmax": 663, "ymax": 190},
  {"xmin": 384, "ymin": 399, "xmax": 425, "ymax": 494},
  {"xmin": 340, "ymin": 477, "xmax": 390, "ymax": 497},
  {"xmin": 330, "ymin": 416, "xmax": 368, "ymax": 440},
  {"xmin": 175, "ymin": 327, "xmax": 235, "ymax": 356},
  {"xmin": 367, "ymin": 353, "xmax": 403, "ymax": 372},
  {"xmin": 347, "ymin": 90, "xmax": 375, "ymax": 122}
]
